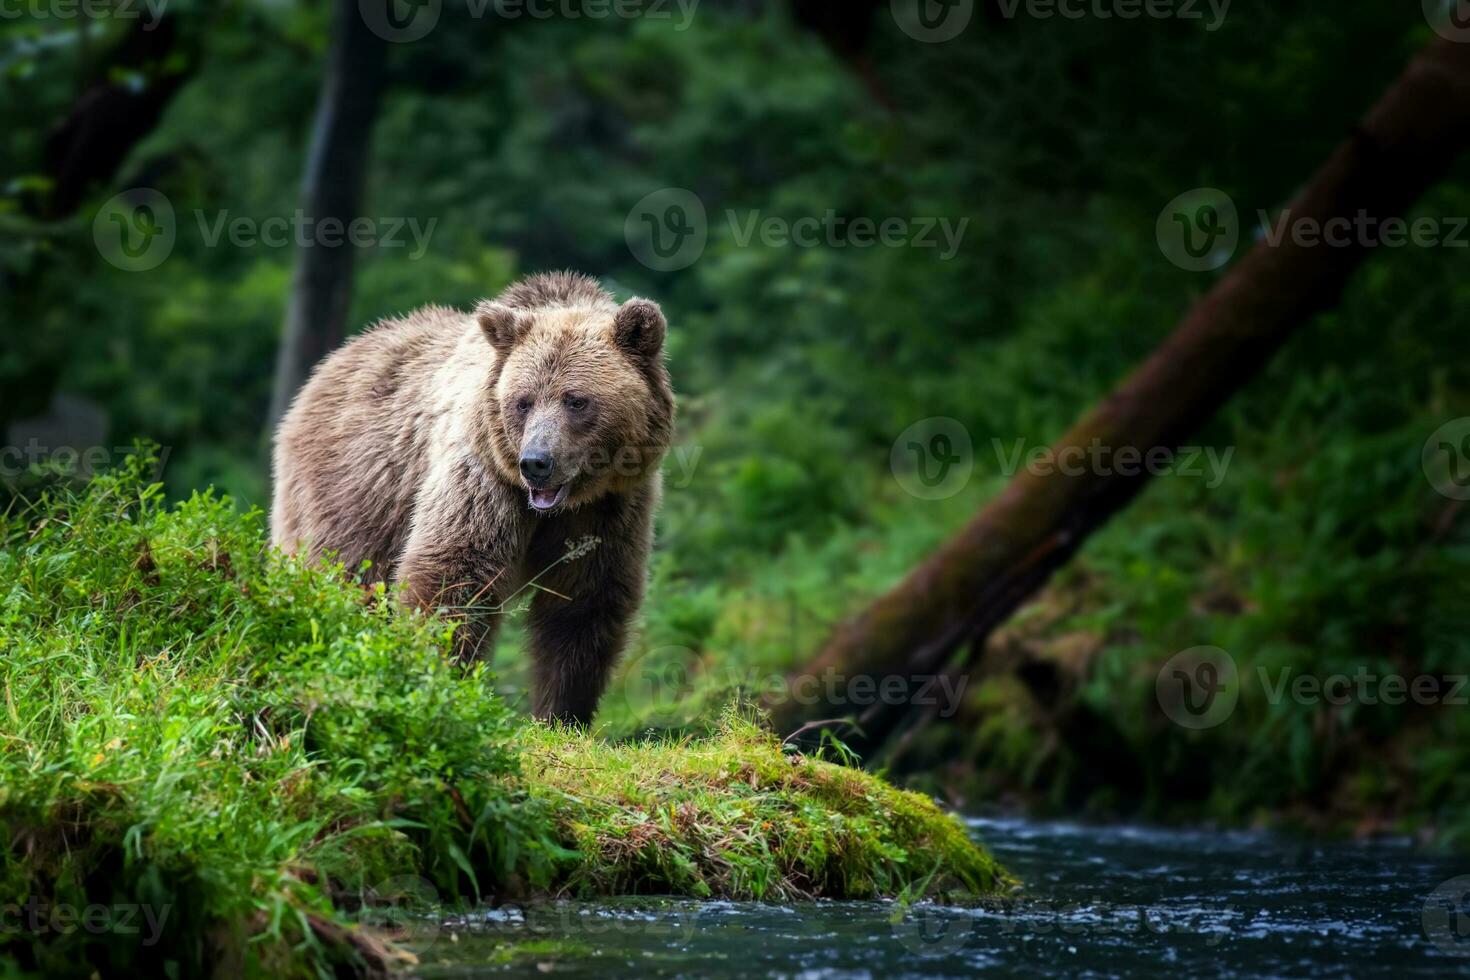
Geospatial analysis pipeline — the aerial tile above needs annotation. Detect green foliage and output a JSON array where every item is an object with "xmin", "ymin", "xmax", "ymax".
[
  {"xmin": 0, "ymin": 451, "xmax": 556, "ymax": 975},
  {"xmin": 0, "ymin": 458, "xmax": 1010, "ymax": 976},
  {"xmin": 2, "ymin": 0, "xmax": 1467, "ymax": 862}
]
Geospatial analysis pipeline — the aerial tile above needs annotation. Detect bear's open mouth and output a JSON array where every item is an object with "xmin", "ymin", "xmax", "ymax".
[{"xmin": 527, "ymin": 484, "xmax": 570, "ymax": 512}]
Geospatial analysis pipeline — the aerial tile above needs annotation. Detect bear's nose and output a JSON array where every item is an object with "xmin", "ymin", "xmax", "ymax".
[{"xmin": 519, "ymin": 451, "xmax": 555, "ymax": 486}]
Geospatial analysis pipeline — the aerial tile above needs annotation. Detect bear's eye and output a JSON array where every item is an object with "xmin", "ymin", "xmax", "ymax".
[
  {"xmin": 515, "ymin": 397, "xmax": 533, "ymax": 414},
  {"xmin": 564, "ymin": 394, "xmax": 590, "ymax": 412}
]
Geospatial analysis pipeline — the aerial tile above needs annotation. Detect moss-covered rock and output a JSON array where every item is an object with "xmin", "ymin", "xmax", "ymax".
[{"xmin": 527, "ymin": 715, "xmax": 1013, "ymax": 902}]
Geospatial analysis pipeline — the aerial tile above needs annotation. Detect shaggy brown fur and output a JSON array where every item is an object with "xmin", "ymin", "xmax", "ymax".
[{"xmin": 270, "ymin": 271, "xmax": 674, "ymax": 724}]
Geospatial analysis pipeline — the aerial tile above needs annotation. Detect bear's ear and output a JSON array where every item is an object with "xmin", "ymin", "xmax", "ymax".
[
  {"xmin": 613, "ymin": 298, "xmax": 666, "ymax": 365},
  {"xmin": 476, "ymin": 302, "xmax": 532, "ymax": 356}
]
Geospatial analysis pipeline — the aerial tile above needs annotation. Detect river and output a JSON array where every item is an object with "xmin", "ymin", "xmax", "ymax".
[{"xmin": 409, "ymin": 816, "xmax": 1470, "ymax": 977}]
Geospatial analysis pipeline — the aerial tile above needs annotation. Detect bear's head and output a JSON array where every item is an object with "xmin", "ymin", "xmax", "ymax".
[{"xmin": 475, "ymin": 298, "xmax": 674, "ymax": 513}]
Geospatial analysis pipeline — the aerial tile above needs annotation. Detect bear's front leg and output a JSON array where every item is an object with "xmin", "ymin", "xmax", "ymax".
[
  {"xmin": 524, "ymin": 486, "xmax": 656, "ymax": 725},
  {"xmin": 399, "ymin": 546, "xmax": 506, "ymax": 663},
  {"xmin": 396, "ymin": 465, "xmax": 524, "ymax": 663}
]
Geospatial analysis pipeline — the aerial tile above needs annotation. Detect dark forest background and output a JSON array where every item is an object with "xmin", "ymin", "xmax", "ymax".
[{"xmin": 3, "ymin": 1, "xmax": 1469, "ymax": 844}]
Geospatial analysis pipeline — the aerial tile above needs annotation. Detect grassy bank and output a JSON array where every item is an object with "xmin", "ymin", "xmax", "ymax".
[{"xmin": 0, "ymin": 456, "xmax": 1010, "ymax": 978}]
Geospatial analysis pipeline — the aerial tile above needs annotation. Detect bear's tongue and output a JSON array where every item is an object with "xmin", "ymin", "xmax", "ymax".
[{"xmin": 529, "ymin": 485, "xmax": 567, "ymax": 512}]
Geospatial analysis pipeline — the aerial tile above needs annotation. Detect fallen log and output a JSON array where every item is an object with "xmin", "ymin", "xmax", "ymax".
[{"xmin": 770, "ymin": 37, "xmax": 1470, "ymax": 755}]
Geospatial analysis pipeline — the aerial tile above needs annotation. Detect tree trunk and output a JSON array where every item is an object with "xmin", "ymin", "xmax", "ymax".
[
  {"xmin": 267, "ymin": 0, "xmax": 388, "ymax": 432},
  {"xmin": 38, "ymin": 14, "xmax": 196, "ymax": 219},
  {"xmin": 769, "ymin": 37, "xmax": 1470, "ymax": 754}
]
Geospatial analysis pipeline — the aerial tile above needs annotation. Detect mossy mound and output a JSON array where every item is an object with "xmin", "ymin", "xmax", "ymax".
[
  {"xmin": 0, "ymin": 456, "xmax": 1010, "ymax": 978},
  {"xmin": 528, "ymin": 717, "xmax": 1013, "ymax": 902}
]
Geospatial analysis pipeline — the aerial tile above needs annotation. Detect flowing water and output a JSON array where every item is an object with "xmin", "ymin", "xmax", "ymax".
[{"xmin": 409, "ymin": 817, "xmax": 1470, "ymax": 978}]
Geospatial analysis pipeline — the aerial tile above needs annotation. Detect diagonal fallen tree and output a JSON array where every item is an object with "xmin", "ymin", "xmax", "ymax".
[{"xmin": 769, "ymin": 36, "xmax": 1470, "ymax": 755}]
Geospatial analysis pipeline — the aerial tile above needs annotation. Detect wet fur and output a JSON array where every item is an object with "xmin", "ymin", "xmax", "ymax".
[{"xmin": 270, "ymin": 272, "xmax": 674, "ymax": 723}]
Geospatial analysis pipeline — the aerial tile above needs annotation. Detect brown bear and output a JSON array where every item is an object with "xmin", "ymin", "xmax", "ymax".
[{"xmin": 270, "ymin": 271, "xmax": 674, "ymax": 724}]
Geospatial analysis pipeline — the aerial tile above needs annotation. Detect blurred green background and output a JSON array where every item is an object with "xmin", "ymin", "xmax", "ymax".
[{"xmin": 3, "ymin": 1, "xmax": 1468, "ymax": 843}]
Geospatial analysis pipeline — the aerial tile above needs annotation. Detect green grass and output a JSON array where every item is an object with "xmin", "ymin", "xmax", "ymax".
[
  {"xmin": 0, "ymin": 454, "xmax": 1011, "ymax": 978},
  {"xmin": 525, "ymin": 714, "xmax": 1011, "ymax": 902}
]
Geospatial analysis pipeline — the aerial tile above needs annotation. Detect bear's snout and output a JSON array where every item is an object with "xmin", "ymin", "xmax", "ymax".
[{"xmin": 519, "ymin": 448, "xmax": 555, "ymax": 487}]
